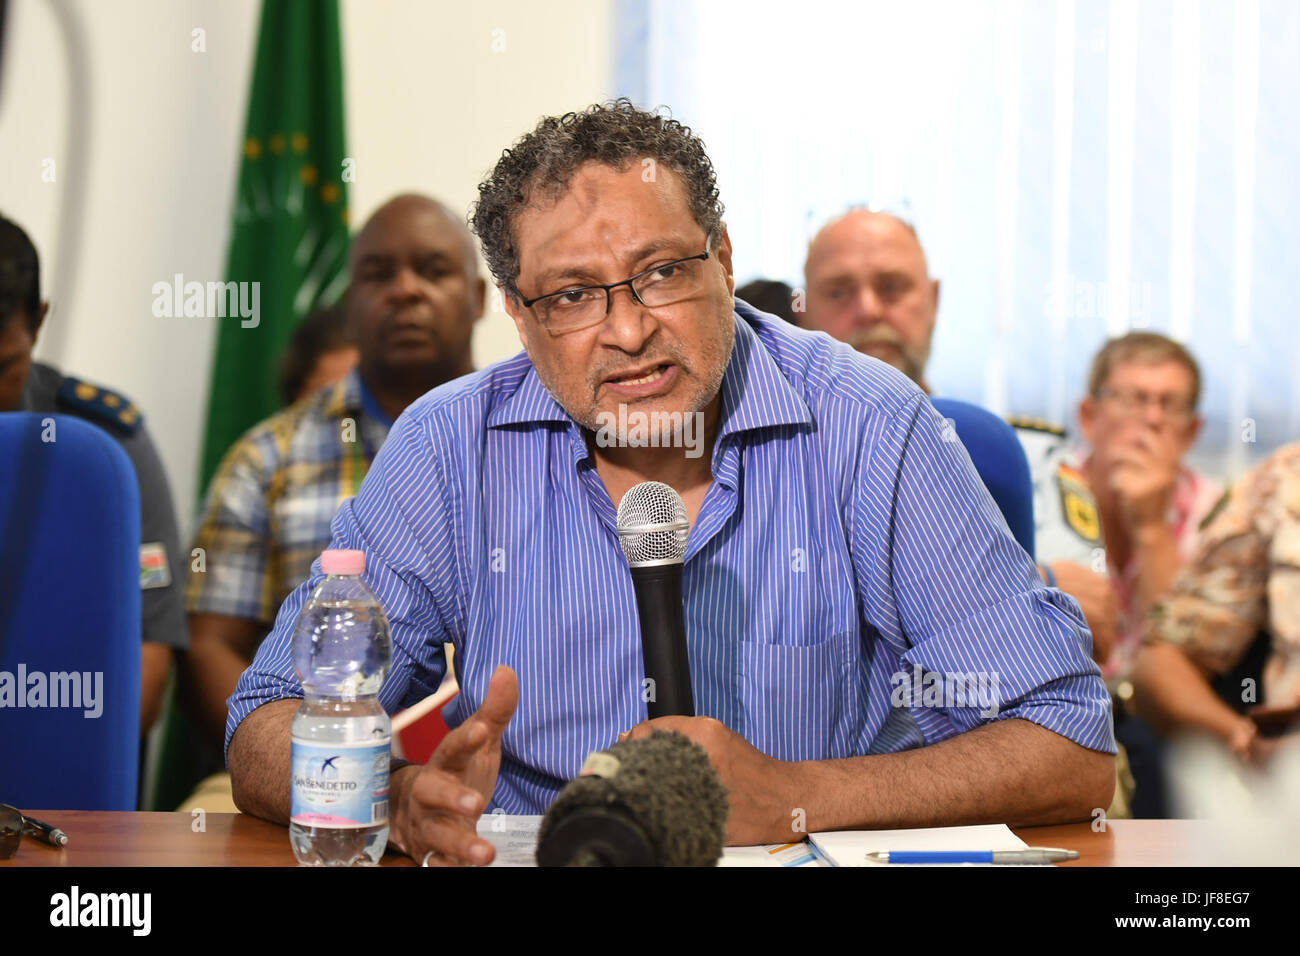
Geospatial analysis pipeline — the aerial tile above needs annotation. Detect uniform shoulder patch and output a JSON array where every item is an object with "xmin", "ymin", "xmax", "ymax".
[
  {"xmin": 56, "ymin": 375, "xmax": 144, "ymax": 436},
  {"xmin": 1056, "ymin": 462, "xmax": 1102, "ymax": 544},
  {"xmin": 139, "ymin": 542, "xmax": 172, "ymax": 589},
  {"xmin": 1007, "ymin": 415, "xmax": 1066, "ymax": 437}
]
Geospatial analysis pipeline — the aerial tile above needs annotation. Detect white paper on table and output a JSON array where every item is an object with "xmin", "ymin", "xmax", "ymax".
[
  {"xmin": 469, "ymin": 817, "xmax": 1035, "ymax": 868},
  {"xmin": 809, "ymin": 823, "xmax": 1030, "ymax": 867},
  {"xmin": 474, "ymin": 814, "xmax": 824, "ymax": 867},
  {"xmin": 475, "ymin": 814, "xmax": 544, "ymax": 867}
]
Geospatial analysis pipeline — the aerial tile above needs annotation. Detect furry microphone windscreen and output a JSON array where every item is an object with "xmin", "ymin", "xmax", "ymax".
[{"xmin": 536, "ymin": 730, "xmax": 730, "ymax": 866}]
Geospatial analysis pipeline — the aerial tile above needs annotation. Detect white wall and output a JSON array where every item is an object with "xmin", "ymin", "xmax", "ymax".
[
  {"xmin": 341, "ymin": 0, "xmax": 617, "ymax": 296},
  {"xmin": 0, "ymin": 0, "xmax": 613, "ymax": 527}
]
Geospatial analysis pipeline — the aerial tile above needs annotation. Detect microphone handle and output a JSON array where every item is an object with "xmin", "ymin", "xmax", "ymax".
[{"xmin": 630, "ymin": 563, "xmax": 695, "ymax": 719}]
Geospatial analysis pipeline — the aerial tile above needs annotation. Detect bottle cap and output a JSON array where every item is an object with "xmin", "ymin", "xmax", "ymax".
[{"xmin": 320, "ymin": 549, "xmax": 365, "ymax": 576}]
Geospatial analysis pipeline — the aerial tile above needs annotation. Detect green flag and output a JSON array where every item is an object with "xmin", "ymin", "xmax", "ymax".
[{"xmin": 199, "ymin": 0, "xmax": 350, "ymax": 494}]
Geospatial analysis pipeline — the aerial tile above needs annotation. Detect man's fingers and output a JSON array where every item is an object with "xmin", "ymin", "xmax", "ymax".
[
  {"xmin": 1119, "ymin": 430, "xmax": 1177, "ymax": 469},
  {"xmin": 409, "ymin": 815, "xmax": 496, "ymax": 867},
  {"xmin": 427, "ymin": 666, "xmax": 517, "ymax": 774},
  {"xmin": 1126, "ymin": 429, "xmax": 1156, "ymax": 452},
  {"xmin": 1136, "ymin": 427, "xmax": 1175, "ymax": 457},
  {"xmin": 626, "ymin": 717, "xmax": 690, "ymax": 741},
  {"xmin": 473, "ymin": 665, "xmax": 519, "ymax": 735},
  {"xmin": 431, "ymin": 717, "xmax": 488, "ymax": 773},
  {"xmin": 408, "ymin": 766, "xmax": 485, "ymax": 817}
]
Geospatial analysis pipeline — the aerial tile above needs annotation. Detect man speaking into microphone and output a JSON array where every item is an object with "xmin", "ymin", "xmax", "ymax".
[{"xmin": 227, "ymin": 100, "xmax": 1115, "ymax": 866}]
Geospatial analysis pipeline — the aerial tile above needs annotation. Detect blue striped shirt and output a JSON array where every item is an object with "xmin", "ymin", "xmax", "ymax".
[{"xmin": 228, "ymin": 302, "xmax": 1116, "ymax": 812}]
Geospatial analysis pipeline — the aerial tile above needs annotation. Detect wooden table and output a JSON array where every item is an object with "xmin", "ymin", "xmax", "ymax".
[{"xmin": 3, "ymin": 812, "xmax": 1231, "ymax": 866}]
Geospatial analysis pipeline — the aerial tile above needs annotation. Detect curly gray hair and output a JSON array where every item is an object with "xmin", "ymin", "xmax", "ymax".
[{"xmin": 469, "ymin": 99, "xmax": 725, "ymax": 300}]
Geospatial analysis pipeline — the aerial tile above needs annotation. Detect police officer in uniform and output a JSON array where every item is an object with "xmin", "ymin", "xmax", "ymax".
[
  {"xmin": 1, "ymin": 214, "xmax": 186, "ymax": 734},
  {"xmin": 1014, "ymin": 335, "xmax": 1224, "ymax": 819}
]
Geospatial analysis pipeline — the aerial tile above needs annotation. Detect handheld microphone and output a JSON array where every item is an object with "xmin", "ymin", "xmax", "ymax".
[
  {"xmin": 536, "ymin": 731, "xmax": 729, "ymax": 866},
  {"xmin": 616, "ymin": 481, "xmax": 693, "ymax": 719}
]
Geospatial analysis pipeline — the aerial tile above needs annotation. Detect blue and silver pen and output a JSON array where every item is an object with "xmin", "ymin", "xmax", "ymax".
[
  {"xmin": 22, "ymin": 815, "xmax": 69, "ymax": 848},
  {"xmin": 865, "ymin": 847, "xmax": 1078, "ymax": 865}
]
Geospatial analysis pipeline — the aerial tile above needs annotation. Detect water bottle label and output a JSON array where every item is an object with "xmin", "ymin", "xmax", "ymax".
[{"xmin": 290, "ymin": 740, "xmax": 390, "ymax": 829}]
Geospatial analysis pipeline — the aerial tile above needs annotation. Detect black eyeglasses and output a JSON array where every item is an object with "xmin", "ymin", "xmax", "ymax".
[
  {"xmin": 1094, "ymin": 387, "xmax": 1195, "ymax": 420},
  {"xmin": 519, "ymin": 249, "xmax": 712, "ymax": 335}
]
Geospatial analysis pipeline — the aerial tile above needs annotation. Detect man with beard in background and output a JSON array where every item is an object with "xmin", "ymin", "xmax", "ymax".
[
  {"xmin": 801, "ymin": 207, "xmax": 938, "ymax": 389},
  {"xmin": 802, "ymin": 211, "xmax": 1217, "ymax": 816},
  {"xmin": 801, "ymin": 209, "xmax": 1110, "ymax": 650}
]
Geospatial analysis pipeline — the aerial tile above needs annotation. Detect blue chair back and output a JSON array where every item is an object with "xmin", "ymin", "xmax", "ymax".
[
  {"xmin": 0, "ymin": 412, "xmax": 141, "ymax": 809},
  {"xmin": 931, "ymin": 398, "xmax": 1035, "ymax": 559}
]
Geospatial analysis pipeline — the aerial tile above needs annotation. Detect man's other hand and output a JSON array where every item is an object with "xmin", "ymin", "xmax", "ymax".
[
  {"xmin": 1108, "ymin": 427, "xmax": 1179, "ymax": 531},
  {"xmin": 624, "ymin": 715, "xmax": 803, "ymax": 846},
  {"xmin": 389, "ymin": 665, "xmax": 518, "ymax": 866},
  {"xmin": 1226, "ymin": 715, "xmax": 1291, "ymax": 769}
]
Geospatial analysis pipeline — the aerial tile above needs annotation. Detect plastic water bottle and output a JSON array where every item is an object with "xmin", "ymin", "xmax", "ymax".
[{"xmin": 289, "ymin": 549, "xmax": 393, "ymax": 866}]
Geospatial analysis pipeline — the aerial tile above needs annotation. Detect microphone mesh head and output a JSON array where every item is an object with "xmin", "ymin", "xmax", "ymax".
[
  {"xmin": 615, "ymin": 481, "xmax": 689, "ymax": 566},
  {"xmin": 537, "ymin": 731, "xmax": 730, "ymax": 866}
]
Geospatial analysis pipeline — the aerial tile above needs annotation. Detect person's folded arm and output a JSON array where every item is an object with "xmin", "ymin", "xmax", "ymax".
[
  {"xmin": 795, "ymin": 717, "xmax": 1112, "ymax": 831},
  {"xmin": 1134, "ymin": 643, "xmax": 1247, "ymax": 744},
  {"xmin": 1134, "ymin": 471, "xmax": 1270, "ymax": 748},
  {"xmin": 186, "ymin": 614, "xmax": 265, "ymax": 748}
]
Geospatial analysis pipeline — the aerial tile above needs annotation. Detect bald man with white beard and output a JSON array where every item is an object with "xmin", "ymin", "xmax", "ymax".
[
  {"xmin": 801, "ymin": 209, "xmax": 1115, "ymax": 667},
  {"xmin": 802, "ymin": 210, "xmax": 939, "ymax": 392}
]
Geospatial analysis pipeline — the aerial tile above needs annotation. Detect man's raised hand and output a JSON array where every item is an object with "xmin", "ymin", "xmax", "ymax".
[{"xmin": 389, "ymin": 665, "xmax": 518, "ymax": 866}]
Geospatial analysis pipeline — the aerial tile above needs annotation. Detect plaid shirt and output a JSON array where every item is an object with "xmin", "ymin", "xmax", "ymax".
[{"xmin": 187, "ymin": 369, "xmax": 391, "ymax": 626}]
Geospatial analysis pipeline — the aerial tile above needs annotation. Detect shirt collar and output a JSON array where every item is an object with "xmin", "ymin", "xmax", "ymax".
[
  {"xmin": 323, "ymin": 368, "xmax": 365, "ymax": 421},
  {"xmin": 486, "ymin": 356, "xmax": 588, "ymax": 464},
  {"xmin": 485, "ymin": 305, "xmax": 814, "ymax": 443},
  {"xmin": 486, "ymin": 357, "xmax": 573, "ymax": 429},
  {"xmin": 716, "ymin": 304, "xmax": 814, "ymax": 441}
]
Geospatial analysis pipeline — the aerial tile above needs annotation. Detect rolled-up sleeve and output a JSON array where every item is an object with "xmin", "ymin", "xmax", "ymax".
[
  {"xmin": 856, "ymin": 391, "xmax": 1116, "ymax": 755},
  {"xmin": 224, "ymin": 412, "xmax": 458, "ymax": 759}
]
